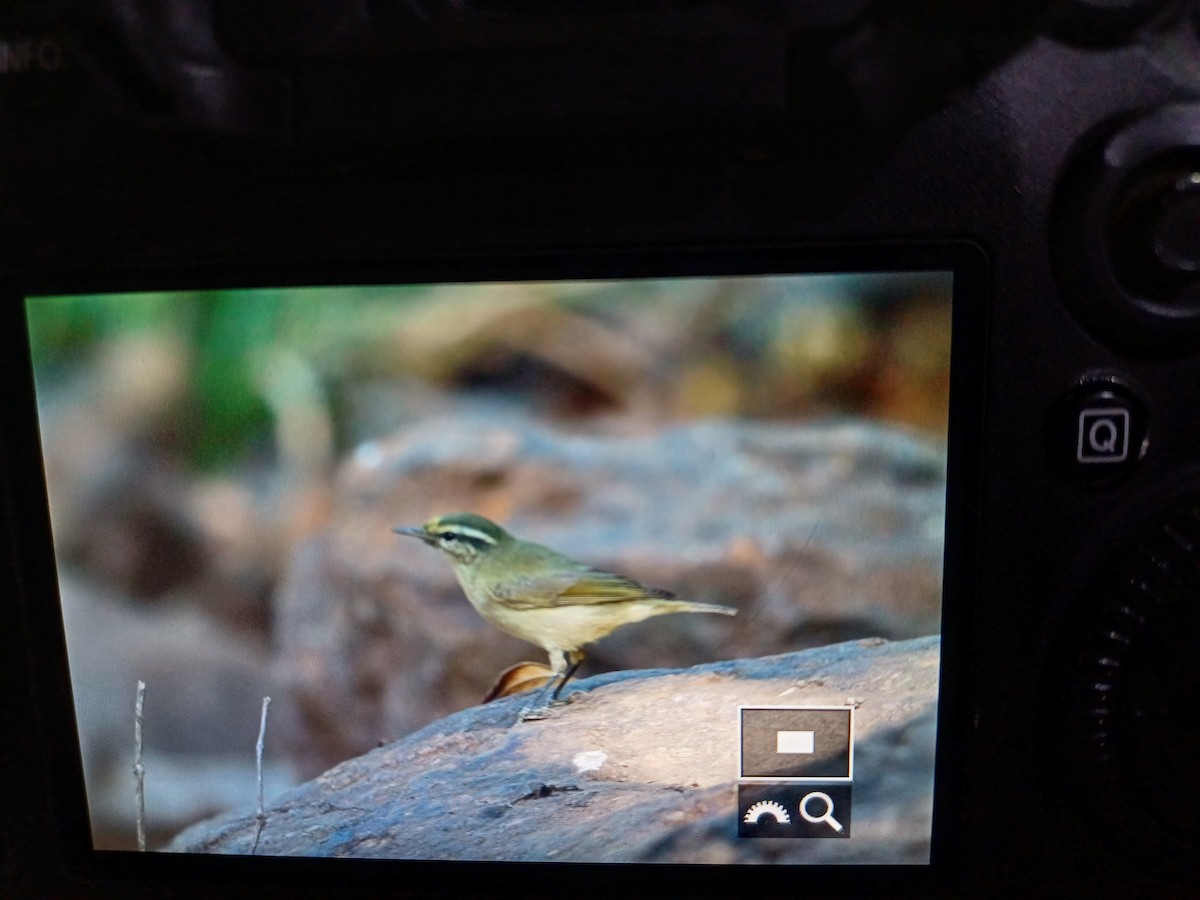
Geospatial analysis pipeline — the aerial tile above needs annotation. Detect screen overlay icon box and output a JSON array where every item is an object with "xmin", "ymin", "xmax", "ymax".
[{"xmin": 740, "ymin": 706, "xmax": 854, "ymax": 780}]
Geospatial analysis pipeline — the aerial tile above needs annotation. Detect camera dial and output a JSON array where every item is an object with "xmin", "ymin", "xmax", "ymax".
[
  {"xmin": 1054, "ymin": 498, "xmax": 1200, "ymax": 856},
  {"xmin": 1054, "ymin": 104, "xmax": 1200, "ymax": 355}
]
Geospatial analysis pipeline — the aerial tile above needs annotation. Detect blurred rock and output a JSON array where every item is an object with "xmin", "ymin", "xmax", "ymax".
[
  {"xmin": 273, "ymin": 413, "xmax": 945, "ymax": 775},
  {"xmin": 365, "ymin": 276, "xmax": 952, "ymax": 431},
  {"xmin": 170, "ymin": 636, "xmax": 939, "ymax": 864},
  {"xmin": 37, "ymin": 332, "xmax": 190, "ymax": 547},
  {"xmin": 60, "ymin": 574, "xmax": 298, "ymax": 850},
  {"xmin": 38, "ymin": 373, "xmax": 282, "ymax": 634},
  {"xmin": 61, "ymin": 453, "xmax": 211, "ymax": 600},
  {"xmin": 385, "ymin": 285, "xmax": 654, "ymax": 419}
]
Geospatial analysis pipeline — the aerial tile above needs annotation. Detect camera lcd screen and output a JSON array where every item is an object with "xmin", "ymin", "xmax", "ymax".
[{"xmin": 21, "ymin": 261, "xmax": 961, "ymax": 869}]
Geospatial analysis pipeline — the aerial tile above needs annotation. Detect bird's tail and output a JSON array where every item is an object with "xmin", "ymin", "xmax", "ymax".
[
  {"xmin": 607, "ymin": 596, "xmax": 738, "ymax": 630},
  {"xmin": 665, "ymin": 600, "xmax": 738, "ymax": 616}
]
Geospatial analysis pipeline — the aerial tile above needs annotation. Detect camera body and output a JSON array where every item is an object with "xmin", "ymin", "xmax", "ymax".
[{"xmin": 2, "ymin": 2, "xmax": 1200, "ymax": 896}]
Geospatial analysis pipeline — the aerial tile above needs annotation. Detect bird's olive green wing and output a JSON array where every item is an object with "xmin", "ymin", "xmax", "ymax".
[{"xmin": 492, "ymin": 568, "xmax": 675, "ymax": 610}]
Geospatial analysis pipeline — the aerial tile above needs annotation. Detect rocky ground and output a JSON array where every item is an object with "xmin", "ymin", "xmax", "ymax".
[{"xmin": 171, "ymin": 636, "xmax": 939, "ymax": 865}]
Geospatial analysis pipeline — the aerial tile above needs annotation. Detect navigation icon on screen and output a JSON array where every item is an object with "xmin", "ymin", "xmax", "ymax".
[
  {"xmin": 742, "ymin": 799, "xmax": 792, "ymax": 826},
  {"xmin": 737, "ymin": 784, "xmax": 853, "ymax": 839}
]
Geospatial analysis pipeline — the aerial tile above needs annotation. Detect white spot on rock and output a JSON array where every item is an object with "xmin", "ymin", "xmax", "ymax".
[{"xmin": 573, "ymin": 750, "xmax": 607, "ymax": 772}]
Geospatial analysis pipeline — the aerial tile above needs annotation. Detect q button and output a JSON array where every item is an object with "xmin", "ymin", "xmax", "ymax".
[{"xmin": 1052, "ymin": 377, "xmax": 1148, "ymax": 483}]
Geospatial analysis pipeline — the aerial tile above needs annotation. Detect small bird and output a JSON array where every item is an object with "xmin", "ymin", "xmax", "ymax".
[{"xmin": 394, "ymin": 512, "xmax": 737, "ymax": 720}]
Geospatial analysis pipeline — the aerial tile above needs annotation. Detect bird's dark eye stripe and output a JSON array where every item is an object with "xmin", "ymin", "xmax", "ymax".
[
  {"xmin": 432, "ymin": 525, "xmax": 498, "ymax": 548},
  {"xmin": 439, "ymin": 530, "xmax": 489, "ymax": 549}
]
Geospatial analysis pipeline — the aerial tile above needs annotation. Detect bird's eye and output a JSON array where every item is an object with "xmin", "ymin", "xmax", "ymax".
[{"xmin": 441, "ymin": 533, "xmax": 457, "ymax": 543}]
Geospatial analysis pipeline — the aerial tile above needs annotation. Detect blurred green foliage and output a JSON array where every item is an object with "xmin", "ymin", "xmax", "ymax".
[
  {"xmin": 189, "ymin": 292, "xmax": 278, "ymax": 469},
  {"xmin": 26, "ymin": 286, "xmax": 428, "ymax": 470},
  {"xmin": 26, "ymin": 291, "xmax": 186, "ymax": 362}
]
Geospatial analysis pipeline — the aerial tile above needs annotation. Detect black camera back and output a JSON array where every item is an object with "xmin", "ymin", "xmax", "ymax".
[{"xmin": 2, "ymin": 3, "xmax": 1199, "ymax": 897}]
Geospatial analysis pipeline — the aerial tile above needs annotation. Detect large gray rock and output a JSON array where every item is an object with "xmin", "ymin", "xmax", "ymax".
[
  {"xmin": 273, "ymin": 413, "xmax": 946, "ymax": 775},
  {"xmin": 171, "ymin": 636, "xmax": 938, "ymax": 864}
]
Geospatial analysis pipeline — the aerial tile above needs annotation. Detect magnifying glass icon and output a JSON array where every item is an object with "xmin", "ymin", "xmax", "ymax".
[{"xmin": 799, "ymin": 791, "xmax": 844, "ymax": 833}]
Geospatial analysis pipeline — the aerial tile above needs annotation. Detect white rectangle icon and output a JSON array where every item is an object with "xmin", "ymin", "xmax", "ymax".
[{"xmin": 776, "ymin": 730, "xmax": 815, "ymax": 754}]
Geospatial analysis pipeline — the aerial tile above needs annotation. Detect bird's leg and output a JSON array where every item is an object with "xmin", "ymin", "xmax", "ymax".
[
  {"xmin": 517, "ymin": 649, "xmax": 576, "ymax": 723},
  {"xmin": 550, "ymin": 649, "xmax": 585, "ymax": 702}
]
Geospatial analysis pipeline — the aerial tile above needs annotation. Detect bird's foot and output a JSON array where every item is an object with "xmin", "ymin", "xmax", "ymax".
[
  {"xmin": 516, "ymin": 704, "xmax": 550, "ymax": 723},
  {"xmin": 517, "ymin": 692, "xmax": 576, "ymax": 722}
]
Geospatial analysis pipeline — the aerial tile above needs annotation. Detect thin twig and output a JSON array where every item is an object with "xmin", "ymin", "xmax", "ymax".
[
  {"xmin": 251, "ymin": 696, "xmax": 271, "ymax": 855},
  {"xmin": 133, "ymin": 680, "xmax": 146, "ymax": 852}
]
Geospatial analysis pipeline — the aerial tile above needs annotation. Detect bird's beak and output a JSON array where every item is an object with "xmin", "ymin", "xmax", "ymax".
[{"xmin": 393, "ymin": 525, "xmax": 434, "ymax": 544}]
